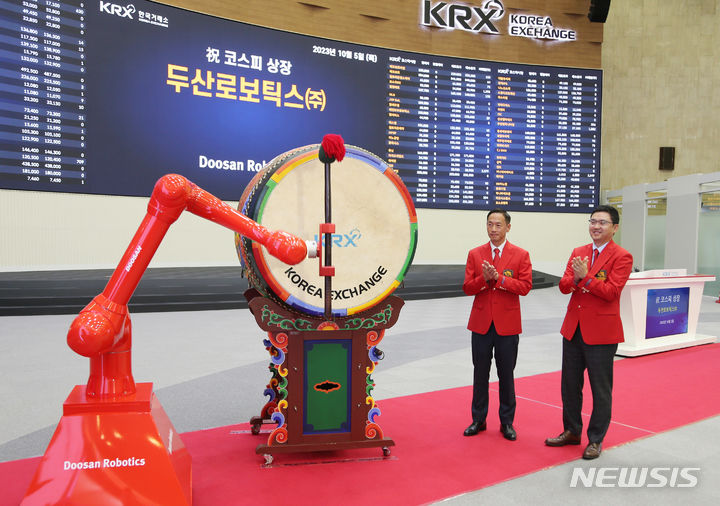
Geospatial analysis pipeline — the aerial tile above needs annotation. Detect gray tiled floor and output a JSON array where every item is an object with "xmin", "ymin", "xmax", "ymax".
[{"xmin": 1, "ymin": 287, "xmax": 719, "ymax": 503}]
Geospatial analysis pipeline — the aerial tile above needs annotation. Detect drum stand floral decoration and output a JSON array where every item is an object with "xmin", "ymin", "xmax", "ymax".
[{"xmin": 246, "ymin": 291, "xmax": 404, "ymax": 464}]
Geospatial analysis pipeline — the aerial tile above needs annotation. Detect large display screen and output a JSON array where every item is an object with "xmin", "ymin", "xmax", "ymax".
[{"xmin": 2, "ymin": 0, "xmax": 602, "ymax": 212}]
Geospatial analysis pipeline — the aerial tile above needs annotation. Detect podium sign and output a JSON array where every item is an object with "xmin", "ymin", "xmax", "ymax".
[
  {"xmin": 646, "ymin": 287, "xmax": 689, "ymax": 339},
  {"xmin": 618, "ymin": 273, "xmax": 716, "ymax": 357}
]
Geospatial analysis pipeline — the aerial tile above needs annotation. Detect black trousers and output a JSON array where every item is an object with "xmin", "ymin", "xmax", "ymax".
[
  {"xmin": 471, "ymin": 323, "xmax": 519, "ymax": 424},
  {"xmin": 561, "ymin": 326, "xmax": 618, "ymax": 443}
]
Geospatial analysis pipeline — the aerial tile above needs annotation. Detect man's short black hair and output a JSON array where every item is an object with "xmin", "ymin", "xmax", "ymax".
[
  {"xmin": 487, "ymin": 208, "xmax": 511, "ymax": 224},
  {"xmin": 591, "ymin": 205, "xmax": 620, "ymax": 225}
]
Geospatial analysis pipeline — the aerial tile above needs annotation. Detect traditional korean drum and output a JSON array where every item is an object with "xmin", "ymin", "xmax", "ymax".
[{"xmin": 236, "ymin": 144, "xmax": 417, "ymax": 317}]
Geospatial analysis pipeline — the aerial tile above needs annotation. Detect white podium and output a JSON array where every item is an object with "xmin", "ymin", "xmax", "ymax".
[{"xmin": 617, "ymin": 269, "xmax": 717, "ymax": 357}]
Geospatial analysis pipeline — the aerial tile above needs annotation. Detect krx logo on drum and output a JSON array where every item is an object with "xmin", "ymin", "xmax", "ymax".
[{"xmin": 314, "ymin": 227, "xmax": 362, "ymax": 248}]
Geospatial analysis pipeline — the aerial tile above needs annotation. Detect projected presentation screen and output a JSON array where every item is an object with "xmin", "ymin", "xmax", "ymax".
[{"xmin": 2, "ymin": 0, "xmax": 602, "ymax": 212}]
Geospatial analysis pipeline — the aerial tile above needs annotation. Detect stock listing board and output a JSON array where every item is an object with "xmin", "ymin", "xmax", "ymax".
[{"xmin": 2, "ymin": 0, "xmax": 601, "ymax": 212}]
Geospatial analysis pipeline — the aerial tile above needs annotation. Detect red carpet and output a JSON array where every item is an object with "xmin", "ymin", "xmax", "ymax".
[{"xmin": 3, "ymin": 343, "xmax": 720, "ymax": 505}]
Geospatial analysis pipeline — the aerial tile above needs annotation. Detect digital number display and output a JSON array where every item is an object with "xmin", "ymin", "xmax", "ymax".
[{"xmin": 0, "ymin": 0, "xmax": 601, "ymax": 212}]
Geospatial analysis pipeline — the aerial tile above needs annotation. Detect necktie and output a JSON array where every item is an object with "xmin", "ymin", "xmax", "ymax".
[
  {"xmin": 493, "ymin": 248, "xmax": 500, "ymax": 266},
  {"xmin": 591, "ymin": 248, "xmax": 598, "ymax": 268}
]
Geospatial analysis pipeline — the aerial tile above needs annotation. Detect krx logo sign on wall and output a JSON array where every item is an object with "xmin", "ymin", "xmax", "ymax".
[{"xmin": 421, "ymin": 0, "xmax": 505, "ymax": 33}]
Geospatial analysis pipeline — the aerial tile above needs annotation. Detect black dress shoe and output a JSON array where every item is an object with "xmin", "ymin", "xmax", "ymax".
[
  {"xmin": 500, "ymin": 424, "xmax": 517, "ymax": 441},
  {"xmin": 545, "ymin": 430, "xmax": 581, "ymax": 446},
  {"xmin": 463, "ymin": 421, "xmax": 487, "ymax": 436},
  {"xmin": 582, "ymin": 442, "xmax": 602, "ymax": 460}
]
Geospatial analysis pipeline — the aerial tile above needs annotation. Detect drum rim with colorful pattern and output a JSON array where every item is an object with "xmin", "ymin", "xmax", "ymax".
[{"xmin": 235, "ymin": 144, "xmax": 417, "ymax": 317}]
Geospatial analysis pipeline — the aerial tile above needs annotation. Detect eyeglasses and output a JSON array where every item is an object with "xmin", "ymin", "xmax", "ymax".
[{"xmin": 588, "ymin": 219, "xmax": 613, "ymax": 226}]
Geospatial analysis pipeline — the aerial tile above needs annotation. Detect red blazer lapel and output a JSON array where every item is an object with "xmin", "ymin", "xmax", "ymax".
[
  {"xmin": 589, "ymin": 241, "xmax": 615, "ymax": 278},
  {"xmin": 497, "ymin": 242, "xmax": 515, "ymax": 272},
  {"xmin": 480, "ymin": 243, "xmax": 492, "ymax": 264}
]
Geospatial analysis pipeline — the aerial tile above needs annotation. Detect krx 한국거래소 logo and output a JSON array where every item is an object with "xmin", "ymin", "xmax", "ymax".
[
  {"xmin": 99, "ymin": 1, "xmax": 136, "ymax": 19},
  {"xmin": 99, "ymin": 1, "xmax": 169, "ymax": 28},
  {"xmin": 421, "ymin": 0, "xmax": 505, "ymax": 34}
]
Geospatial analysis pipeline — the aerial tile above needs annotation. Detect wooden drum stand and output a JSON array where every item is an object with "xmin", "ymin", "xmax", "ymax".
[{"xmin": 246, "ymin": 290, "xmax": 403, "ymax": 464}]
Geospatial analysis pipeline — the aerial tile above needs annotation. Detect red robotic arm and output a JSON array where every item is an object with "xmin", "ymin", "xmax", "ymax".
[{"xmin": 67, "ymin": 174, "xmax": 309, "ymax": 398}]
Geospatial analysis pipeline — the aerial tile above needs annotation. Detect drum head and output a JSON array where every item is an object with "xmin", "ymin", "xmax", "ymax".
[{"xmin": 236, "ymin": 145, "xmax": 417, "ymax": 317}]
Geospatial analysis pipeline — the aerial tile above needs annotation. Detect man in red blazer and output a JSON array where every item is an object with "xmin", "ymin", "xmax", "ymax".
[
  {"xmin": 545, "ymin": 205, "xmax": 633, "ymax": 459},
  {"xmin": 462, "ymin": 209, "xmax": 532, "ymax": 441}
]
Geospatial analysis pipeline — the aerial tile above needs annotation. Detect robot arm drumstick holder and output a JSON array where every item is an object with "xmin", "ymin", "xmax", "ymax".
[{"xmin": 22, "ymin": 174, "xmax": 309, "ymax": 506}]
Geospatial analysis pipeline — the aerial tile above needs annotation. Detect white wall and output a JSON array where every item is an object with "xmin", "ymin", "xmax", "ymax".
[
  {"xmin": 0, "ymin": 189, "xmax": 237, "ymax": 271},
  {"xmin": 415, "ymin": 208, "xmax": 589, "ymax": 276},
  {"xmin": 0, "ymin": 188, "xmax": 591, "ymax": 276}
]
